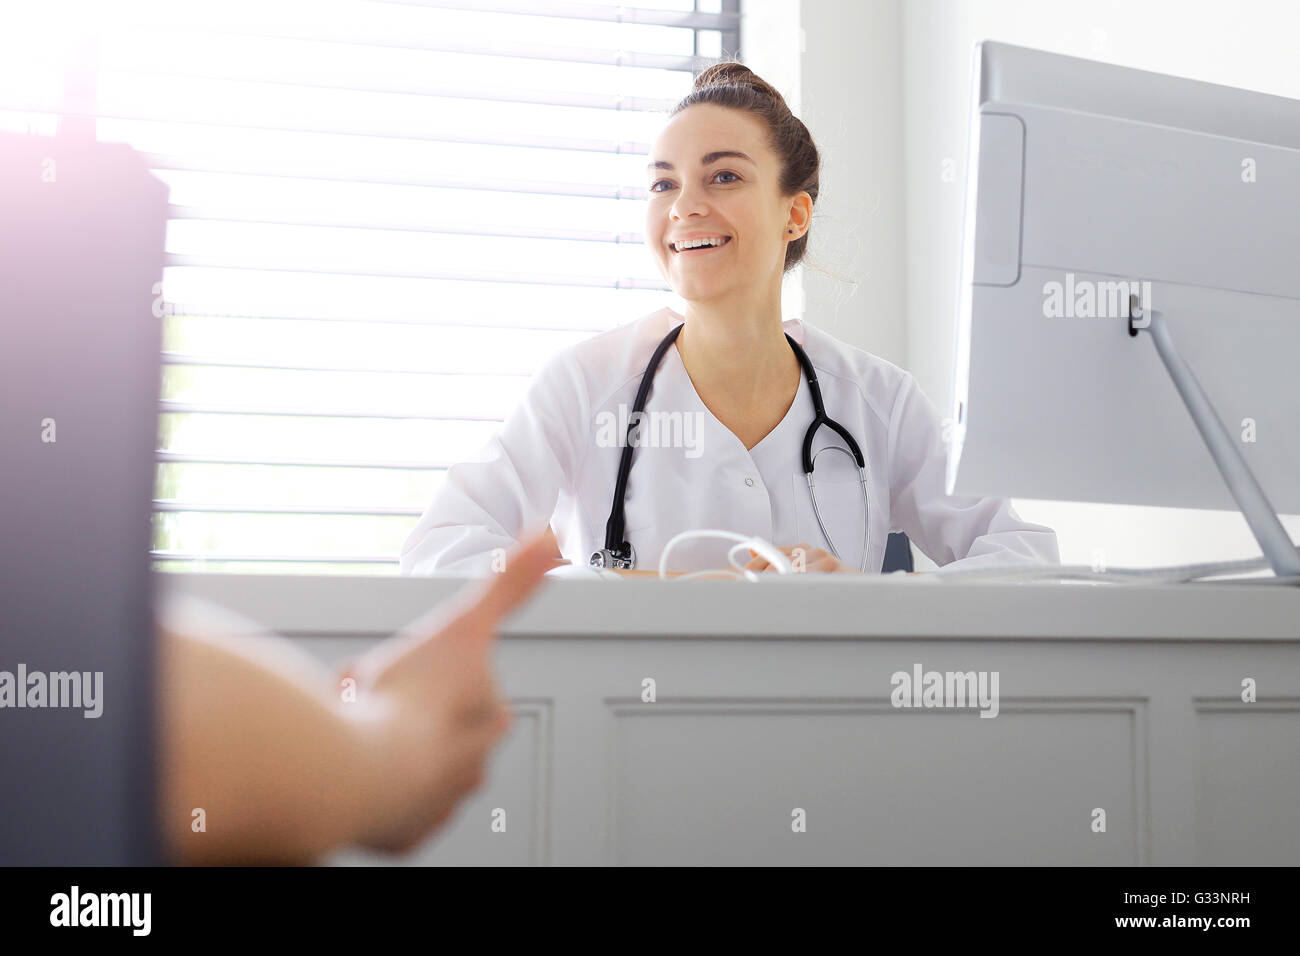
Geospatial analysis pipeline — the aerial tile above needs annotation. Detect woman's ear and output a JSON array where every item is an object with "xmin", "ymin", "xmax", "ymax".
[{"xmin": 788, "ymin": 192, "xmax": 813, "ymax": 235}]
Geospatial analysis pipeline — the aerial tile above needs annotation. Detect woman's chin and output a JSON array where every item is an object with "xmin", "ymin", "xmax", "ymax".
[{"xmin": 672, "ymin": 278, "xmax": 733, "ymax": 301}]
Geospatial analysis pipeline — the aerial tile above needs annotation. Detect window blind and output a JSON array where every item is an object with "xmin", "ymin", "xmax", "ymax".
[{"xmin": 2, "ymin": 0, "xmax": 740, "ymax": 573}]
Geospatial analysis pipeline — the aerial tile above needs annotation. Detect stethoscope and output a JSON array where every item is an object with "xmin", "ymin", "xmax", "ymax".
[{"xmin": 590, "ymin": 322, "xmax": 871, "ymax": 572}]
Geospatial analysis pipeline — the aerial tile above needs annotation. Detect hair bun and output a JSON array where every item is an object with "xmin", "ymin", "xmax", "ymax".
[{"xmin": 692, "ymin": 60, "xmax": 775, "ymax": 99}]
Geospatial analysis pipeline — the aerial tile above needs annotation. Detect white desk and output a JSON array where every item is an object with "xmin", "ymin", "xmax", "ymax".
[{"xmin": 161, "ymin": 573, "xmax": 1300, "ymax": 866}]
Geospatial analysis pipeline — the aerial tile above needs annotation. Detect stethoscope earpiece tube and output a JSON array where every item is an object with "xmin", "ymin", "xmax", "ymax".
[{"xmin": 593, "ymin": 324, "xmax": 684, "ymax": 569}]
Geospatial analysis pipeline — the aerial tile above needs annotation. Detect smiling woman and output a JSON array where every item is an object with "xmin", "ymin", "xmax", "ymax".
[{"xmin": 401, "ymin": 59, "xmax": 1060, "ymax": 577}]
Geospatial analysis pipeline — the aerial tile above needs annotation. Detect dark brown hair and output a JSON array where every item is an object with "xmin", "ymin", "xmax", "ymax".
[{"xmin": 669, "ymin": 59, "xmax": 820, "ymax": 274}]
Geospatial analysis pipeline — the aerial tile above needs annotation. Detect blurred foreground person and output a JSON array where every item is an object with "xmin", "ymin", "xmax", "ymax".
[{"xmin": 156, "ymin": 530, "xmax": 555, "ymax": 864}]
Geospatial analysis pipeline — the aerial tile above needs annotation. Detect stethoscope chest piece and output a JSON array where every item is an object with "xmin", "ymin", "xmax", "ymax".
[{"xmin": 590, "ymin": 542, "xmax": 636, "ymax": 570}]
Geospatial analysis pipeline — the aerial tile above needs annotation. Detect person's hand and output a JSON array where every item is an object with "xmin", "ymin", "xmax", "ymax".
[
  {"xmin": 343, "ymin": 528, "xmax": 555, "ymax": 853},
  {"xmin": 744, "ymin": 543, "xmax": 861, "ymax": 574}
]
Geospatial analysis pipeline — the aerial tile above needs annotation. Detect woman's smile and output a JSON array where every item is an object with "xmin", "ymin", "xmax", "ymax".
[{"xmin": 671, "ymin": 236, "xmax": 733, "ymax": 258}]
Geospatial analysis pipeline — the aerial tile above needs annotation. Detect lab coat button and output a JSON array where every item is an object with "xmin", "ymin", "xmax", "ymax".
[{"xmin": 744, "ymin": 477, "xmax": 754, "ymax": 487}]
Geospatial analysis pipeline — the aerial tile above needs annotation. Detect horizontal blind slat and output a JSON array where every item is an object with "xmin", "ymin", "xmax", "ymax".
[
  {"xmin": 166, "ymin": 206, "xmax": 647, "ymax": 244},
  {"xmin": 160, "ymin": 352, "xmax": 536, "ymax": 377},
  {"xmin": 151, "ymin": 551, "xmax": 399, "ymax": 564},
  {"xmin": 145, "ymin": 153, "xmax": 640, "ymax": 198},
  {"xmin": 100, "ymin": 67, "xmax": 679, "ymax": 114},
  {"xmin": 373, "ymin": 0, "xmax": 737, "ymax": 31},
  {"xmin": 154, "ymin": 502, "xmax": 425, "ymax": 517},
  {"xmin": 156, "ymin": 452, "xmax": 449, "ymax": 470},
  {"xmin": 159, "ymin": 401, "xmax": 505, "ymax": 421},
  {"xmin": 95, "ymin": 1, "xmax": 727, "ymax": 65},
  {"xmin": 161, "ymin": 309, "xmax": 614, "ymax": 332},
  {"xmin": 162, "ymin": 254, "xmax": 671, "ymax": 290},
  {"xmin": 34, "ymin": 103, "xmax": 655, "ymax": 153},
  {"xmin": 125, "ymin": 29, "xmax": 718, "ymax": 73}
]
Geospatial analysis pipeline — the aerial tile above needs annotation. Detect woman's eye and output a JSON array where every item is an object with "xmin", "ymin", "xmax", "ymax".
[{"xmin": 648, "ymin": 171, "xmax": 740, "ymax": 193}]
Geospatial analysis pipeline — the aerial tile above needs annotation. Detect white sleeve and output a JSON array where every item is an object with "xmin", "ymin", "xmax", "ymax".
[
  {"xmin": 886, "ymin": 373, "xmax": 1060, "ymax": 571},
  {"xmin": 399, "ymin": 352, "xmax": 591, "ymax": 576}
]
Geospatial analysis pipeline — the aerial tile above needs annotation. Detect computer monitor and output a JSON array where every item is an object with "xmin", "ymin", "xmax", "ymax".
[{"xmin": 947, "ymin": 42, "xmax": 1300, "ymax": 527}]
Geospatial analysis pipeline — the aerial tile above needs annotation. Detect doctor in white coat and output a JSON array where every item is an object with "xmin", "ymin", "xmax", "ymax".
[{"xmin": 402, "ymin": 61, "xmax": 1058, "ymax": 578}]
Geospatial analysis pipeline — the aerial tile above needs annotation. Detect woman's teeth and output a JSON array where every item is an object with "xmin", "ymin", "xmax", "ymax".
[{"xmin": 672, "ymin": 237, "xmax": 731, "ymax": 253}]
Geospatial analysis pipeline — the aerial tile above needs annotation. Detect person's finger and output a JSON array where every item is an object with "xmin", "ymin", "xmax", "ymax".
[
  {"xmin": 428, "ymin": 527, "xmax": 555, "ymax": 644},
  {"xmin": 361, "ymin": 529, "xmax": 554, "ymax": 686}
]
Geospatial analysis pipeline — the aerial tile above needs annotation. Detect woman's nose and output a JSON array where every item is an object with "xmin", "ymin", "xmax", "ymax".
[{"xmin": 670, "ymin": 183, "xmax": 709, "ymax": 220}]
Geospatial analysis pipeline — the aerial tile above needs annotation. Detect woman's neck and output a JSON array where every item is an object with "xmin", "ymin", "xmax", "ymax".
[{"xmin": 675, "ymin": 300, "xmax": 799, "ymax": 408}]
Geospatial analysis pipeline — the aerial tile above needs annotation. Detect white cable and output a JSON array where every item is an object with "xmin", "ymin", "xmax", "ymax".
[{"xmin": 658, "ymin": 529, "xmax": 795, "ymax": 581}]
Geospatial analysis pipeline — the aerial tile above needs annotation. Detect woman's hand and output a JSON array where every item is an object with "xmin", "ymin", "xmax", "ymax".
[{"xmin": 744, "ymin": 543, "xmax": 861, "ymax": 574}]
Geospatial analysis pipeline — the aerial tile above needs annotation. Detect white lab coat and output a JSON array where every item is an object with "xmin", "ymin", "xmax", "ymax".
[{"xmin": 400, "ymin": 306, "xmax": 1059, "ymax": 576}]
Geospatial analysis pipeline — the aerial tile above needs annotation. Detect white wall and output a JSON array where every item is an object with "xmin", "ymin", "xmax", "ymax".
[
  {"xmin": 738, "ymin": 0, "xmax": 808, "ymax": 333},
  {"xmin": 788, "ymin": 0, "xmax": 1300, "ymax": 571},
  {"xmin": 746, "ymin": 0, "xmax": 908, "ymax": 366},
  {"xmin": 799, "ymin": 0, "xmax": 908, "ymax": 366}
]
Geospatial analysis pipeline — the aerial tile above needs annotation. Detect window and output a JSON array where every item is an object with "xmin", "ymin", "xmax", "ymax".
[{"xmin": 2, "ymin": 0, "xmax": 740, "ymax": 573}]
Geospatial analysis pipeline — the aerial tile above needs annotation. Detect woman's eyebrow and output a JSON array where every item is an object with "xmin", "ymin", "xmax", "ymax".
[{"xmin": 646, "ymin": 150, "xmax": 756, "ymax": 172}]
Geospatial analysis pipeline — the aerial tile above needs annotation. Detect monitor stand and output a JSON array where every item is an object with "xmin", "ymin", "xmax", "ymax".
[{"xmin": 1130, "ymin": 306, "xmax": 1300, "ymax": 580}]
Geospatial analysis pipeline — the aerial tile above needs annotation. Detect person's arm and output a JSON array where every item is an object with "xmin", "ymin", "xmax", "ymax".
[
  {"xmin": 157, "ymin": 529, "xmax": 555, "ymax": 864},
  {"xmin": 400, "ymin": 353, "xmax": 590, "ymax": 576},
  {"xmin": 887, "ymin": 374, "xmax": 1060, "ymax": 571}
]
